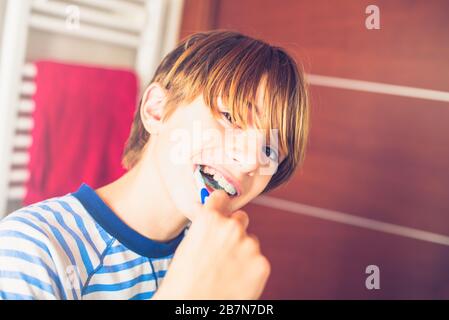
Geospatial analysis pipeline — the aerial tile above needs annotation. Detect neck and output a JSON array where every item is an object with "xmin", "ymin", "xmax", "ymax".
[{"xmin": 95, "ymin": 147, "xmax": 190, "ymax": 242}]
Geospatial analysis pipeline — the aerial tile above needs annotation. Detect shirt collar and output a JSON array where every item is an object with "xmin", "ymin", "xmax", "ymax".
[{"xmin": 72, "ymin": 183, "xmax": 186, "ymax": 258}]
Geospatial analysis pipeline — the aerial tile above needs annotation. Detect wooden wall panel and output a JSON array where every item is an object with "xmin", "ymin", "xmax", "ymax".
[
  {"xmin": 180, "ymin": 0, "xmax": 449, "ymax": 298},
  {"xmin": 179, "ymin": 0, "xmax": 219, "ymax": 40},
  {"xmin": 214, "ymin": 0, "xmax": 449, "ymax": 91},
  {"xmin": 271, "ymin": 88, "xmax": 449, "ymax": 235},
  {"xmin": 246, "ymin": 203, "xmax": 449, "ymax": 299}
]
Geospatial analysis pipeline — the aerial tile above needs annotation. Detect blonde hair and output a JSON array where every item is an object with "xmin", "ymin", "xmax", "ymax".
[{"xmin": 122, "ymin": 30, "xmax": 309, "ymax": 192}]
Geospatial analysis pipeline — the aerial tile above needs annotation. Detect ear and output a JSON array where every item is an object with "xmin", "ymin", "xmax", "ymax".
[{"xmin": 140, "ymin": 83, "xmax": 167, "ymax": 135}]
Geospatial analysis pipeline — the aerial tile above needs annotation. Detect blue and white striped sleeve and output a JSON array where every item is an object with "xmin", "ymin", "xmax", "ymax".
[{"xmin": 0, "ymin": 213, "xmax": 63, "ymax": 300}]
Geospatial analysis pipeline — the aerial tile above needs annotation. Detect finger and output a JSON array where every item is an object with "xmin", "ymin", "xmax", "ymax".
[
  {"xmin": 203, "ymin": 190, "xmax": 231, "ymax": 214},
  {"xmin": 230, "ymin": 210, "xmax": 249, "ymax": 230}
]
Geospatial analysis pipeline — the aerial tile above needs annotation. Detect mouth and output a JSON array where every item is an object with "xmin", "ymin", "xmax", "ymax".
[{"xmin": 196, "ymin": 164, "xmax": 240, "ymax": 197}]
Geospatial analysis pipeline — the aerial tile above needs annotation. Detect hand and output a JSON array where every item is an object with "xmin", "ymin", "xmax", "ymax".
[{"xmin": 153, "ymin": 190, "xmax": 271, "ymax": 300}]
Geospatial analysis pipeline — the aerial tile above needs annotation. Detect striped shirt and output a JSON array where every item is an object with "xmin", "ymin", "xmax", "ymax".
[{"xmin": 0, "ymin": 183, "xmax": 188, "ymax": 300}]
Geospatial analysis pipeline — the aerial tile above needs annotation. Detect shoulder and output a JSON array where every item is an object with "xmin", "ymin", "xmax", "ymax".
[
  {"xmin": 0, "ymin": 196, "xmax": 77, "ymax": 299},
  {"xmin": 0, "ymin": 194, "xmax": 110, "ymax": 299},
  {"xmin": 2, "ymin": 193, "xmax": 110, "ymax": 259},
  {"xmin": 0, "ymin": 194, "xmax": 101, "ymax": 250},
  {"xmin": 0, "ymin": 198, "xmax": 60, "ymax": 258}
]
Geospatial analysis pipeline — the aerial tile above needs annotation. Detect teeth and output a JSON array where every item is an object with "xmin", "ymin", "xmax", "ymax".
[
  {"xmin": 201, "ymin": 165, "xmax": 237, "ymax": 196},
  {"xmin": 203, "ymin": 166, "xmax": 216, "ymax": 175},
  {"xmin": 216, "ymin": 175, "xmax": 236, "ymax": 196},
  {"xmin": 224, "ymin": 184, "xmax": 236, "ymax": 195}
]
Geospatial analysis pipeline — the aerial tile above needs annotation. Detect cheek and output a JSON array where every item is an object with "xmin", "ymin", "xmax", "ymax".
[
  {"xmin": 253, "ymin": 175, "xmax": 273, "ymax": 193},
  {"xmin": 156, "ymin": 153, "xmax": 199, "ymax": 219},
  {"xmin": 154, "ymin": 124, "xmax": 202, "ymax": 219}
]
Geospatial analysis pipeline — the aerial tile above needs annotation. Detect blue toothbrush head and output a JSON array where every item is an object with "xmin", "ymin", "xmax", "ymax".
[
  {"xmin": 194, "ymin": 166, "xmax": 210, "ymax": 204},
  {"xmin": 200, "ymin": 187, "xmax": 210, "ymax": 205}
]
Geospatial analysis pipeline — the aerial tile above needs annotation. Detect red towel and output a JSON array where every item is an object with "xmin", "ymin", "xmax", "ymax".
[{"xmin": 24, "ymin": 60, "xmax": 138, "ymax": 204}]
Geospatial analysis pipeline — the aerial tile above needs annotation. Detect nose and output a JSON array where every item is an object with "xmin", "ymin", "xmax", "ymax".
[
  {"xmin": 230, "ymin": 153, "xmax": 260, "ymax": 176},
  {"xmin": 226, "ymin": 129, "xmax": 263, "ymax": 176}
]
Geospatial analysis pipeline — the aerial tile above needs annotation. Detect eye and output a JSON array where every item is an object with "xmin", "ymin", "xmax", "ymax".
[
  {"xmin": 264, "ymin": 146, "xmax": 278, "ymax": 162},
  {"xmin": 221, "ymin": 111, "xmax": 233, "ymax": 123}
]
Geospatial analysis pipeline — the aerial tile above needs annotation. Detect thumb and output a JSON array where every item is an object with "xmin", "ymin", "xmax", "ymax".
[{"xmin": 203, "ymin": 190, "xmax": 232, "ymax": 215}]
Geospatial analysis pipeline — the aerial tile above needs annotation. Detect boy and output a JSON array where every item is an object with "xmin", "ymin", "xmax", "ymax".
[{"xmin": 0, "ymin": 30, "xmax": 309, "ymax": 299}]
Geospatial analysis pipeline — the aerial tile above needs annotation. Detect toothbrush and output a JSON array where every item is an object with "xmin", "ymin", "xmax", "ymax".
[{"xmin": 194, "ymin": 166, "xmax": 210, "ymax": 204}]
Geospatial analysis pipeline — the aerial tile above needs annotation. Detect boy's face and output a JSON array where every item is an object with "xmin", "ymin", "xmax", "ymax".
[{"xmin": 142, "ymin": 85, "xmax": 281, "ymax": 220}]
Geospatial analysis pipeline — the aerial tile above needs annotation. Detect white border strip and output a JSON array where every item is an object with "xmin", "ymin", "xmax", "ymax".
[
  {"xmin": 307, "ymin": 74, "xmax": 449, "ymax": 103},
  {"xmin": 253, "ymin": 195, "xmax": 449, "ymax": 247}
]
